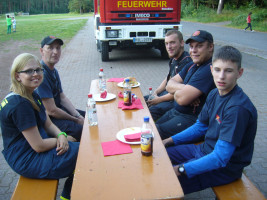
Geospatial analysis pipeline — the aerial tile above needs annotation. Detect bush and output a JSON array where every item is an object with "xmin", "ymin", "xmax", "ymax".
[
  {"xmin": 232, "ymin": 14, "xmax": 247, "ymax": 26},
  {"xmin": 181, "ymin": 3, "xmax": 196, "ymax": 18}
]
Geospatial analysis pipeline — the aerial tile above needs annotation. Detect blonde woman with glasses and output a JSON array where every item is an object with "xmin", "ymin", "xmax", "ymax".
[{"xmin": 0, "ymin": 53, "xmax": 79, "ymax": 200}]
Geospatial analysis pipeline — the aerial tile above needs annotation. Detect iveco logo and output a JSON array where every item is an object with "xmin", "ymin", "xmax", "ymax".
[{"xmin": 135, "ymin": 13, "xmax": 150, "ymax": 17}]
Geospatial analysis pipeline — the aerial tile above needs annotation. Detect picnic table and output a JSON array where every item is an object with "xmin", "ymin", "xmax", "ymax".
[{"xmin": 71, "ymin": 79, "xmax": 184, "ymax": 200}]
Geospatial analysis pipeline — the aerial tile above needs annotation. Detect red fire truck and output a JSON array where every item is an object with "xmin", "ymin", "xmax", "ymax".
[{"xmin": 94, "ymin": 0, "xmax": 182, "ymax": 61}]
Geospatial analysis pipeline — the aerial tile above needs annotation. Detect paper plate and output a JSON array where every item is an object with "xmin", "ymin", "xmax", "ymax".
[
  {"xmin": 116, "ymin": 127, "xmax": 154, "ymax": 144},
  {"xmin": 93, "ymin": 93, "xmax": 116, "ymax": 102},
  {"xmin": 117, "ymin": 82, "xmax": 140, "ymax": 88}
]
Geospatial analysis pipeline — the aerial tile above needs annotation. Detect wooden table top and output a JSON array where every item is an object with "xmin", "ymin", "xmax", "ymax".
[{"xmin": 71, "ymin": 80, "xmax": 184, "ymax": 200}]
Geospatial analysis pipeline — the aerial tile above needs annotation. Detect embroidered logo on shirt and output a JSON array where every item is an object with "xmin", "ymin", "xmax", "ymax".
[{"xmin": 216, "ymin": 114, "xmax": 222, "ymax": 124}]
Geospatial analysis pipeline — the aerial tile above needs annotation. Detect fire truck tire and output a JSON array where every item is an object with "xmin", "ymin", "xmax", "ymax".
[
  {"xmin": 101, "ymin": 42, "xmax": 109, "ymax": 61},
  {"xmin": 96, "ymin": 40, "xmax": 101, "ymax": 52}
]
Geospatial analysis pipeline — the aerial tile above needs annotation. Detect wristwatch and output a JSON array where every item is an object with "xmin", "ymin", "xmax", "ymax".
[{"xmin": 178, "ymin": 165, "xmax": 185, "ymax": 175}]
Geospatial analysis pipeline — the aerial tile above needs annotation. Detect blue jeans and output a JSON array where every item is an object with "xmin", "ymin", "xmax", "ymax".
[
  {"xmin": 167, "ymin": 144, "xmax": 238, "ymax": 194},
  {"xmin": 245, "ymin": 23, "xmax": 252, "ymax": 31},
  {"xmin": 144, "ymin": 90, "xmax": 174, "ymax": 121},
  {"xmin": 156, "ymin": 109, "xmax": 197, "ymax": 140}
]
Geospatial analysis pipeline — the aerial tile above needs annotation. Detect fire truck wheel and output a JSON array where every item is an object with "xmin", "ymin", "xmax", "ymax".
[
  {"xmin": 96, "ymin": 40, "xmax": 101, "ymax": 52},
  {"xmin": 101, "ymin": 42, "xmax": 109, "ymax": 61}
]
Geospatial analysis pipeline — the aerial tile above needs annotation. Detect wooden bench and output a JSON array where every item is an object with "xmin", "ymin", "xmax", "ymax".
[
  {"xmin": 11, "ymin": 176, "xmax": 58, "ymax": 200},
  {"xmin": 212, "ymin": 173, "xmax": 266, "ymax": 200}
]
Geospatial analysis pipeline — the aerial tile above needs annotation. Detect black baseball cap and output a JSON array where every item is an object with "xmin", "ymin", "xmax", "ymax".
[
  {"xmin": 185, "ymin": 30, "xmax": 213, "ymax": 44},
  {"xmin": 41, "ymin": 36, "xmax": 64, "ymax": 48}
]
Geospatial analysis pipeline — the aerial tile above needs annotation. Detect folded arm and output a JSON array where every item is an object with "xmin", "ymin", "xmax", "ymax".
[{"xmin": 166, "ymin": 74, "xmax": 185, "ymax": 94}]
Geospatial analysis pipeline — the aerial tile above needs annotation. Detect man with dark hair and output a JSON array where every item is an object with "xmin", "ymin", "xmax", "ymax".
[
  {"xmin": 36, "ymin": 36, "xmax": 85, "ymax": 142},
  {"xmin": 163, "ymin": 46, "xmax": 257, "ymax": 194},
  {"xmin": 146, "ymin": 30, "xmax": 192, "ymax": 121},
  {"xmin": 156, "ymin": 30, "xmax": 216, "ymax": 140}
]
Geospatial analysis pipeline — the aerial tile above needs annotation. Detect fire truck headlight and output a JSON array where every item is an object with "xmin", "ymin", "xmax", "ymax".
[{"xmin": 106, "ymin": 30, "xmax": 119, "ymax": 38}]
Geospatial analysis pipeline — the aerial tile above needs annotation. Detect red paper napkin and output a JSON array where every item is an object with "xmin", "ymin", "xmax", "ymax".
[
  {"xmin": 124, "ymin": 132, "xmax": 141, "ymax": 142},
  {"xmin": 124, "ymin": 130, "xmax": 151, "ymax": 142},
  {"xmin": 101, "ymin": 90, "xmax": 107, "ymax": 98},
  {"xmin": 118, "ymin": 99, "xmax": 144, "ymax": 110},
  {"xmin": 107, "ymin": 78, "xmax": 125, "ymax": 82},
  {"xmin": 101, "ymin": 140, "xmax": 133, "ymax": 156}
]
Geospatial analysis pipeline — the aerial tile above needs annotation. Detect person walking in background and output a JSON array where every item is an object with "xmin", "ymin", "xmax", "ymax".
[
  {"xmin": 6, "ymin": 15, "xmax": 12, "ymax": 34},
  {"xmin": 0, "ymin": 53, "xmax": 79, "ymax": 200},
  {"xmin": 244, "ymin": 12, "xmax": 254, "ymax": 32},
  {"xmin": 12, "ymin": 17, "xmax": 16, "ymax": 32},
  {"xmin": 145, "ymin": 30, "xmax": 192, "ymax": 121}
]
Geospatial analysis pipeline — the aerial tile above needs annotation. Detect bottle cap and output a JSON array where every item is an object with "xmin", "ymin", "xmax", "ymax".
[
  {"xmin": 88, "ymin": 94, "xmax": 92, "ymax": 98},
  {"xmin": 100, "ymin": 68, "xmax": 103, "ymax": 72},
  {"xmin": 125, "ymin": 78, "xmax": 130, "ymax": 82},
  {"xmin": 149, "ymin": 87, "xmax": 152, "ymax": 90},
  {"xmin": 144, "ymin": 116, "xmax": 149, "ymax": 122}
]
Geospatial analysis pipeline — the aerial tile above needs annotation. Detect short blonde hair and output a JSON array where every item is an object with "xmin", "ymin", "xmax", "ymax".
[{"xmin": 10, "ymin": 53, "xmax": 42, "ymax": 111}]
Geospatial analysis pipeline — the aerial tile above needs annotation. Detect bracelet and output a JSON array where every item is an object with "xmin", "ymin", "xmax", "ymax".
[{"xmin": 57, "ymin": 132, "xmax": 67, "ymax": 138}]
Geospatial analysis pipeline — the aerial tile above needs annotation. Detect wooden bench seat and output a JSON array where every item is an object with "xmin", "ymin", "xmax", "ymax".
[
  {"xmin": 11, "ymin": 176, "xmax": 58, "ymax": 200},
  {"xmin": 212, "ymin": 173, "xmax": 265, "ymax": 200}
]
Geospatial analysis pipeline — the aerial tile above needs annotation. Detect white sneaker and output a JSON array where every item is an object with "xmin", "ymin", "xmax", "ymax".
[{"xmin": 252, "ymin": 30, "xmax": 255, "ymax": 32}]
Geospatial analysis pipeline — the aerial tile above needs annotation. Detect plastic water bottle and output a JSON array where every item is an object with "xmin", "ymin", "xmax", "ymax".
[
  {"xmin": 148, "ymin": 87, "xmax": 155, "ymax": 100},
  {"xmin": 98, "ymin": 68, "xmax": 106, "ymax": 92},
  {"xmin": 141, "ymin": 116, "xmax": 153, "ymax": 156},
  {"xmin": 87, "ymin": 94, "xmax": 98, "ymax": 126},
  {"xmin": 123, "ymin": 78, "xmax": 132, "ymax": 106}
]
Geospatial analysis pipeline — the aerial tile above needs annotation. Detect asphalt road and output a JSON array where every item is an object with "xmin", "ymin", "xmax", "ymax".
[{"xmin": 181, "ymin": 21, "xmax": 267, "ymax": 60}]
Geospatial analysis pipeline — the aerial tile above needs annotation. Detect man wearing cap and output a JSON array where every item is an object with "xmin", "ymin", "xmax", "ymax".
[
  {"xmin": 156, "ymin": 30, "xmax": 215, "ymax": 140},
  {"xmin": 36, "ymin": 36, "xmax": 85, "ymax": 142},
  {"xmin": 145, "ymin": 30, "xmax": 192, "ymax": 121}
]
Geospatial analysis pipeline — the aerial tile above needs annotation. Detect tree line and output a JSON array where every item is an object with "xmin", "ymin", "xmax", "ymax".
[
  {"xmin": 0, "ymin": 0, "xmax": 94, "ymax": 14},
  {"xmin": 1, "ymin": 0, "xmax": 266, "ymax": 15}
]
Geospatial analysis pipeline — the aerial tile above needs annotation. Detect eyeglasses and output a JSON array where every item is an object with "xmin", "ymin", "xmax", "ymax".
[{"xmin": 18, "ymin": 68, "xmax": 44, "ymax": 75}]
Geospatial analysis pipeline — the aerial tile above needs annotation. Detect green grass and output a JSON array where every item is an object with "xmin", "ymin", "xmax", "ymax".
[
  {"xmin": 181, "ymin": 5, "xmax": 267, "ymax": 32},
  {"xmin": 0, "ymin": 13, "xmax": 92, "ymax": 43}
]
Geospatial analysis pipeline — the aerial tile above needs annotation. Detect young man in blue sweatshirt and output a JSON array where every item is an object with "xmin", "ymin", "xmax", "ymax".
[{"xmin": 163, "ymin": 46, "xmax": 257, "ymax": 194}]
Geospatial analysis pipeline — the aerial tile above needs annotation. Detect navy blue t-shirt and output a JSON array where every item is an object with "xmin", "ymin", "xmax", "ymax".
[
  {"xmin": 36, "ymin": 60, "xmax": 63, "ymax": 107},
  {"xmin": 167, "ymin": 51, "xmax": 192, "ymax": 83},
  {"xmin": 199, "ymin": 85, "xmax": 257, "ymax": 177},
  {"xmin": 0, "ymin": 91, "xmax": 47, "ymax": 150},
  {"xmin": 174, "ymin": 58, "xmax": 215, "ymax": 115}
]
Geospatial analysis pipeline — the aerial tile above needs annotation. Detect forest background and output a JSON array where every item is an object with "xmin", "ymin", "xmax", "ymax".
[{"xmin": 0, "ymin": 0, "xmax": 267, "ymax": 35}]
